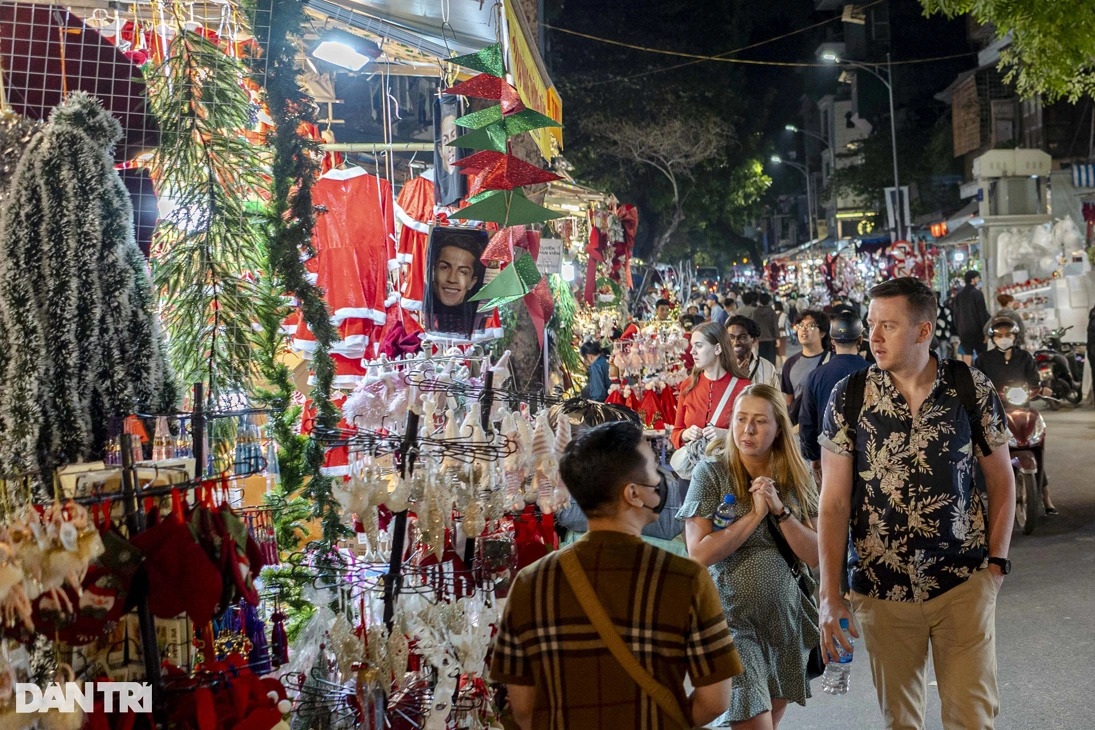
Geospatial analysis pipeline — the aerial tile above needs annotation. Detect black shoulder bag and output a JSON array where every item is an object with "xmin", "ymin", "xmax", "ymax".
[{"xmin": 764, "ymin": 516, "xmax": 825, "ymax": 680}]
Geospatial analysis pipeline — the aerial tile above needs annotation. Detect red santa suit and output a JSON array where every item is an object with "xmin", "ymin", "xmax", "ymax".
[
  {"xmin": 394, "ymin": 176, "xmax": 435, "ymax": 313},
  {"xmin": 292, "ymin": 166, "xmax": 397, "ymax": 384}
]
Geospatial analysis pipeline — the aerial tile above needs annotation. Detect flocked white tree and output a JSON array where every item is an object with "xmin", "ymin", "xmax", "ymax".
[{"xmin": 0, "ymin": 93, "xmax": 172, "ymax": 485}]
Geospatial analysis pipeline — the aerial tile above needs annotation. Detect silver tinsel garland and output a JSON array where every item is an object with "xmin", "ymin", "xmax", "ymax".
[
  {"xmin": 0, "ymin": 93, "xmax": 171, "ymax": 483},
  {"xmin": 0, "ymin": 111, "xmax": 41, "ymax": 203}
]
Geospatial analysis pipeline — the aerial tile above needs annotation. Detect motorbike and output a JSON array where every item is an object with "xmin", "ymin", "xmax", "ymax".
[
  {"xmin": 1034, "ymin": 326, "xmax": 1086, "ymax": 407},
  {"xmin": 1001, "ymin": 386, "xmax": 1049, "ymax": 535}
]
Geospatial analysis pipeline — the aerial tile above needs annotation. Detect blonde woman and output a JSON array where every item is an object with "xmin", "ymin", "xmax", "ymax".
[{"xmin": 677, "ymin": 383, "xmax": 820, "ymax": 730}]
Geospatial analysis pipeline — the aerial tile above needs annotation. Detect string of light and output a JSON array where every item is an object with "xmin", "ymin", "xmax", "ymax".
[{"xmin": 545, "ymin": 23, "xmax": 975, "ymax": 70}]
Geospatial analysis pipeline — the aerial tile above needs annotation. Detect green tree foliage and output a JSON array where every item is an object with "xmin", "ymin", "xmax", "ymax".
[{"xmin": 919, "ymin": 0, "xmax": 1095, "ymax": 101}]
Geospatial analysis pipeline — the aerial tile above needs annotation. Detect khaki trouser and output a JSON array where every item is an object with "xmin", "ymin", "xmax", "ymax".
[{"xmin": 850, "ymin": 569, "xmax": 1000, "ymax": 730}]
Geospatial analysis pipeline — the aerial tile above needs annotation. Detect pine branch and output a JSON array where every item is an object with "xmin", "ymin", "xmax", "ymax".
[{"xmin": 147, "ymin": 32, "xmax": 270, "ymax": 402}]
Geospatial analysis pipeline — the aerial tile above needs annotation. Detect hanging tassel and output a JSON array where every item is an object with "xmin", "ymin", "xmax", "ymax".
[
  {"xmin": 270, "ymin": 609, "xmax": 289, "ymax": 668},
  {"xmin": 242, "ymin": 600, "xmax": 272, "ymax": 675}
]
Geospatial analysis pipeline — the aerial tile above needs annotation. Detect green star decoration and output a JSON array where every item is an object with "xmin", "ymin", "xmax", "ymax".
[
  {"xmin": 448, "ymin": 44, "xmax": 506, "ymax": 78},
  {"xmin": 452, "ymin": 190, "xmax": 564, "ymax": 227},
  {"xmin": 469, "ymin": 251, "xmax": 544, "ymax": 312}
]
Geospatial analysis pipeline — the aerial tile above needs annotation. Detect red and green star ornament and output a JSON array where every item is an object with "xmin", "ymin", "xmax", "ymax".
[
  {"xmin": 523, "ymin": 275, "xmax": 555, "ymax": 347},
  {"xmin": 445, "ymin": 74, "xmax": 523, "ymax": 113},
  {"xmin": 469, "ymin": 250, "xmax": 543, "ymax": 311},
  {"xmin": 455, "ymin": 105, "xmax": 506, "ymax": 130},
  {"xmin": 468, "ymin": 154, "xmax": 561, "ymax": 196},
  {"xmin": 481, "ymin": 226, "xmax": 527, "ymax": 265},
  {"xmin": 450, "ymin": 123, "xmax": 509, "ymax": 153},
  {"xmin": 453, "ymin": 189, "xmax": 563, "ymax": 227},
  {"xmin": 447, "ymin": 44, "xmax": 506, "ymax": 78},
  {"xmin": 453, "ymin": 150, "xmax": 505, "ymax": 175}
]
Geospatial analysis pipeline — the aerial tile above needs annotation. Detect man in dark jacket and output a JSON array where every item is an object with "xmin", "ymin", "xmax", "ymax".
[
  {"xmin": 952, "ymin": 270, "xmax": 990, "ymax": 364},
  {"xmin": 754, "ymin": 293, "xmax": 780, "ymax": 364},
  {"xmin": 1087, "ymin": 303, "xmax": 1095, "ymax": 406}
]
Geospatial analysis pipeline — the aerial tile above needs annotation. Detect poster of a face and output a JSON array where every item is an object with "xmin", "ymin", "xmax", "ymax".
[{"xmin": 424, "ymin": 226, "xmax": 489, "ymax": 339}]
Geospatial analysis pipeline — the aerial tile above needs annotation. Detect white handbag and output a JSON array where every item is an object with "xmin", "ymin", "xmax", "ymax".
[{"xmin": 669, "ymin": 378, "xmax": 737, "ymax": 479}]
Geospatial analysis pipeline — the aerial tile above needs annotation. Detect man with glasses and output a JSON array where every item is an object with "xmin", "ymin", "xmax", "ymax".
[
  {"xmin": 727, "ymin": 315, "xmax": 780, "ymax": 388},
  {"xmin": 781, "ymin": 310, "xmax": 832, "ymax": 425}
]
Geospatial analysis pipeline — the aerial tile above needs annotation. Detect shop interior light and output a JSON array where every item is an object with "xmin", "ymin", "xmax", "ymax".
[
  {"xmin": 954, "ymin": 251, "xmax": 966, "ymax": 262},
  {"xmin": 821, "ymin": 51, "xmax": 840, "ymax": 63},
  {"xmin": 561, "ymin": 259, "xmax": 576, "ymax": 282},
  {"xmin": 312, "ymin": 30, "xmax": 380, "ymax": 71}
]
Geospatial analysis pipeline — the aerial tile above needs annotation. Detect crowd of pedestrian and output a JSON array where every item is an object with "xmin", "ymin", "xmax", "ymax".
[{"xmin": 493, "ymin": 277, "xmax": 1021, "ymax": 730}]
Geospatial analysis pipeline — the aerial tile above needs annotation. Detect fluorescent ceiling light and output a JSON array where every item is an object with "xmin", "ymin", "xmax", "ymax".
[{"xmin": 312, "ymin": 30, "xmax": 380, "ymax": 71}]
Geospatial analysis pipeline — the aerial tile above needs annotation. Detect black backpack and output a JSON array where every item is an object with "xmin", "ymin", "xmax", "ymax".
[{"xmin": 842, "ymin": 360, "xmax": 992, "ymax": 502}]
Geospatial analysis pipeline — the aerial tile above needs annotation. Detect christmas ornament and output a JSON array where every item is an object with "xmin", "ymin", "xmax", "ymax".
[
  {"xmin": 469, "ymin": 251, "xmax": 543, "ymax": 311},
  {"xmin": 444, "ymin": 73, "xmax": 522, "ymax": 113},
  {"xmin": 453, "ymin": 189, "xmax": 563, "ymax": 227},
  {"xmin": 447, "ymin": 43, "xmax": 506, "ymax": 78},
  {"xmin": 0, "ymin": 92, "xmax": 170, "ymax": 482},
  {"xmin": 469, "ymin": 154, "xmax": 561, "ymax": 195},
  {"xmin": 481, "ymin": 226, "xmax": 527, "ymax": 264}
]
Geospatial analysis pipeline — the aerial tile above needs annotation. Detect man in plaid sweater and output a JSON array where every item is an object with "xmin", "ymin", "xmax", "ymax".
[{"xmin": 490, "ymin": 422, "xmax": 742, "ymax": 729}]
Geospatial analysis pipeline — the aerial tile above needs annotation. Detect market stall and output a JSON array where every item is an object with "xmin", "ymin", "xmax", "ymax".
[{"xmin": 0, "ymin": 0, "xmax": 598, "ymax": 726}]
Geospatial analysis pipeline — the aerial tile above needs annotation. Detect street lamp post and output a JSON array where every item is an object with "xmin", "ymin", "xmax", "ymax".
[
  {"xmin": 821, "ymin": 51, "xmax": 902, "ymax": 241},
  {"xmin": 786, "ymin": 124, "xmax": 833, "ymax": 240},
  {"xmin": 771, "ymin": 155, "xmax": 816, "ymax": 244}
]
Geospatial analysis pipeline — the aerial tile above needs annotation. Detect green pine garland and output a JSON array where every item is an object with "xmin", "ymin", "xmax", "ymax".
[
  {"xmin": 549, "ymin": 274, "xmax": 582, "ymax": 381},
  {"xmin": 147, "ymin": 31, "xmax": 269, "ymax": 403},
  {"xmin": 247, "ymin": 0, "xmax": 347, "ymax": 627}
]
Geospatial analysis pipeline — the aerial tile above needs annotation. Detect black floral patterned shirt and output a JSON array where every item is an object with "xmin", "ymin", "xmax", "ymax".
[{"xmin": 820, "ymin": 358, "xmax": 1009, "ymax": 602}]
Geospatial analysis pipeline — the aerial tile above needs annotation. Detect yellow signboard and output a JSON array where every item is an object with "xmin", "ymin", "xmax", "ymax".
[{"xmin": 504, "ymin": 1, "xmax": 563, "ymax": 160}]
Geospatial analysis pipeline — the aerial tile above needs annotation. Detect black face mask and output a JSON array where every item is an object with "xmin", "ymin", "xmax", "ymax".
[{"xmin": 635, "ymin": 476, "xmax": 669, "ymax": 515}]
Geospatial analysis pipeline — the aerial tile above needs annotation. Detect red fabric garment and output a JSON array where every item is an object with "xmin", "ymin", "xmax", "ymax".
[
  {"xmin": 301, "ymin": 393, "xmax": 353, "ymax": 476},
  {"xmin": 395, "ymin": 177, "xmax": 435, "ymax": 313},
  {"xmin": 298, "ymin": 166, "xmax": 395, "ymax": 330},
  {"xmin": 292, "ymin": 167, "xmax": 396, "ymax": 364},
  {"xmin": 670, "ymin": 372, "xmax": 748, "ymax": 448},
  {"xmin": 658, "ymin": 384, "xmax": 678, "ymax": 425}
]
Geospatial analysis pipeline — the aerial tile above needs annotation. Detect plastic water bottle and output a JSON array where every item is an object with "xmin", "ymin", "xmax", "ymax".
[
  {"xmin": 821, "ymin": 618, "xmax": 854, "ymax": 695},
  {"xmin": 712, "ymin": 494, "xmax": 737, "ymax": 529}
]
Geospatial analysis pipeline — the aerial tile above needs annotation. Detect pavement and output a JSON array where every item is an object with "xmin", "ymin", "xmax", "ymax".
[{"xmin": 786, "ymin": 404, "xmax": 1095, "ymax": 729}]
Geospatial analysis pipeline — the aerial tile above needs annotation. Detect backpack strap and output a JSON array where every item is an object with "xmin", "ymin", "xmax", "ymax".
[
  {"xmin": 945, "ymin": 359, "xmax": 993, "ymax": 457},
  {"xmin": 842, "ymin": 368, "xmax": 870, "ymax": 505},
  {"xmin": 842, "ymin": 368, "xmax": 870, "ymax": 453}
]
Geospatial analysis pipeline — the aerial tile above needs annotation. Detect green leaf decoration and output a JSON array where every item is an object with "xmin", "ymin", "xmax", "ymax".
[
  {"xmin": 448, "ymin": 43, "xmax": 506, "ymax": 78},
  {"xmin": 452, "ymin": 189, "xmax": 564, "ymax": 226}
]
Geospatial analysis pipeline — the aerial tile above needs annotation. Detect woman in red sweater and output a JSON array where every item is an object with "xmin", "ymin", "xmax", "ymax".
[{"xmin": 672, "ymin": 321, "xmax": 750, "ymax": 449}]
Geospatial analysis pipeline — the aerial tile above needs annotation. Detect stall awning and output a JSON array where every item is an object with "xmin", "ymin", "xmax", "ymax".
[
  {"xmin": 305, "ymin": 0, "xmax": 563, "ymax": 159},
  {"xmin": 304, "ymin": 0, "xmax": 496, "ymax": 57},
  {"xmin": 543, "ymin": 180, "xmax": 607, "ymax": 212},
  {"xmin": 934, "ymin": 200, "xmax": 981, "ymax": 245}
]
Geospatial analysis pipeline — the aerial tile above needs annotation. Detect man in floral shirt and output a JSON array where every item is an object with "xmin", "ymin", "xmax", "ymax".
[{"xmin": 817, "ymin": 278, "xmax": 1015, "ymax": 729}]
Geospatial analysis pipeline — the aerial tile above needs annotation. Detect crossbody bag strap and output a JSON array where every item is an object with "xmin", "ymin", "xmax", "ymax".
[
  {"xmin": 558, "ymin": 551, "xmax": 692, "ymax": 729},
  {"xmin": 707, "ymin": 377, "xmax": 739, "ymax": 426},
  {"xmin": 763, "ymin": 516, "xmax": 811, "ymax": 600}
]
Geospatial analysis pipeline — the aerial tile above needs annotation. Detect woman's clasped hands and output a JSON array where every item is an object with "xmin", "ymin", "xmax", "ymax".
[{"xmin": 749, "ymin": 476, "xmax": 783, "ymax": 516}]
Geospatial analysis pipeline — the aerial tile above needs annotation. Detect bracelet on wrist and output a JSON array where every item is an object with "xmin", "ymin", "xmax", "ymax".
[{"xmin": 775, "ymin": 506, "xmax": 793, "ymax": 523}]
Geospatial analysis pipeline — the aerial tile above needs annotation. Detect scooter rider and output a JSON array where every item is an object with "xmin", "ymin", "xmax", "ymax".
[{"xmin": 975, "ymin": 317, "xmax": 1058, "ymax": 514}]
